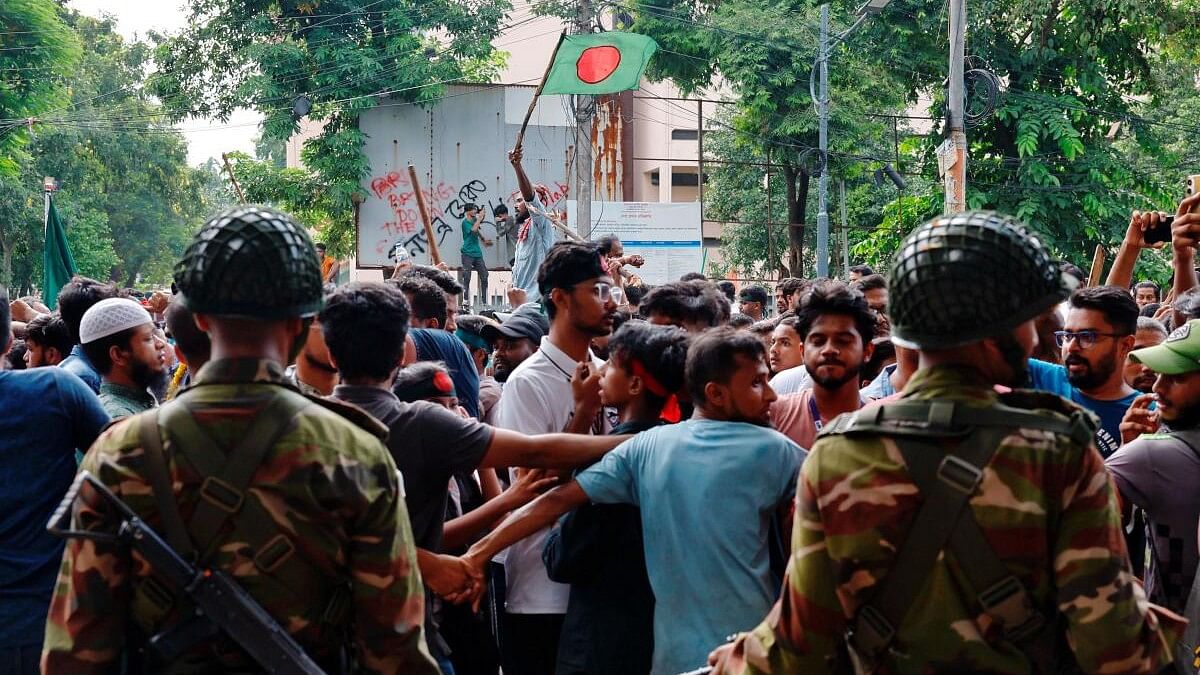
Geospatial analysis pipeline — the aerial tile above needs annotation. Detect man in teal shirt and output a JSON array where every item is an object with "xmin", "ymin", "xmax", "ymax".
[{"xmin": 460, "ymin": 203, "xmax": 493, "ymax": 309}]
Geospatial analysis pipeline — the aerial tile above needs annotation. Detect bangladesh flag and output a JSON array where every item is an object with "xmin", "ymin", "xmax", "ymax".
[
  {"xmin": 542, "ymin": 32, "xmax": 658, "ymax": 95},
  {"xmin": 43, "ymin": 195, "xmax": 77, "ymax": 310}
]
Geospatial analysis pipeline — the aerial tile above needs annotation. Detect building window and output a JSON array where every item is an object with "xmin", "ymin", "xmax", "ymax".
[{"xmin": 671, "ymin": 128, "xmax": 699, "ymax": 141}]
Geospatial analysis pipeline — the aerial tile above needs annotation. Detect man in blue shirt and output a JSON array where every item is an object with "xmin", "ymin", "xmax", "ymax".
[
  {"xmin": 460, "ymin": 328, "xmax": 804, "ymax": 674},
  {"xmin": 0, "ymin": 290, "xmax": 110, "ymax": 674},
  {"xmin": 508, "ymin": 145, "xmax": 556, "ymax": 303},
  {"xmin": 54, "ymin": 276, "xmax": 120, "ymax": 394},
  {"xmin": 1028, "ymin": 286, "xmax": 1140, "ymax": 457}
]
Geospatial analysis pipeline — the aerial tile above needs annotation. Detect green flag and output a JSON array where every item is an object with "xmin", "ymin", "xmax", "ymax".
[
  {"xmin": 43, "ymin": 195, "xmax": 77, "ymax": 310},
  {"xmin": 541, "ymin": 32, "xmax": 657, "ymax": 95}
]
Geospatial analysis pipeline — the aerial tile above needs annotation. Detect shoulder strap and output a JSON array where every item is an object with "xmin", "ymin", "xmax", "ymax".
[
  {"xmin": 826, "ymin": 399, "xmax": 1094, "ymax": 448},
  {"xmin": 171, "ymin": 390, "xmax": 312, "ymax": 559},
  {"xmin": 848, "ymin": 426, "xmax": 1008, "ymax": 663},
  {"xmin": 138, "ymin": 408, "xmax": 195, "ymax": 559}
]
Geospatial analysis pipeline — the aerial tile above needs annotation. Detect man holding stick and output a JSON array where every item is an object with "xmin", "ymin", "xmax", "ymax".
[{"xmin": 509, "ymin": 146, "xmax": 556, "ymax": 304}]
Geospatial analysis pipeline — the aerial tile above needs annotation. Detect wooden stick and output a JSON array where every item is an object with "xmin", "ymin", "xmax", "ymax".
[
  {"xmin": 221, "ymin": 153, "xmax": 247, "ymax": 203},
  {"xmin": 1086, "ymin": 244, "xmax": 1106, "ymax": 287},
  {"xmin": 407, "ymin": 163, "xmax": 442, "ymax": 266},
  {"xmin": 514, "ymin": 31, "xmax": 566, "ymax": 151}
]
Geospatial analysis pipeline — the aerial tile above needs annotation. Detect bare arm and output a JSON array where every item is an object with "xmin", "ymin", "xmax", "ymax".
[
  {"xmin": 1171, "ymin": 193, "xmax": 1200, "ymax": 325},
  {"xmin": 1106, "ymin": 211, "xmax": 1160, "ymax": 289},
  {"xmin": 481, "ymin": 428, "xmax": 628, "ymax": 469},
  {"xmin": 463, "ymin": 481, "xmax": 589, "ymax": 567},
  {"xmin": 508, "ymin": 146, "xmax": 535, "ymax": 202},
  {"xmin": 441, "ymin": 469, "xmax": 560, "ymax": 550}
]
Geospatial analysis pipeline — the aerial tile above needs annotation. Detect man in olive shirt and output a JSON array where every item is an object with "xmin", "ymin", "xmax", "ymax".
[{"xmin": 78, "ymin": 298, "xmax": 168, "ymax": 419}]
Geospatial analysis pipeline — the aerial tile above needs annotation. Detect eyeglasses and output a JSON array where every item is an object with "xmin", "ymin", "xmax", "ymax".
[
  {"xmin": 1053, "ymin": 330, "xmax": 1129, "ymax": 348},
  {"xmin": 576, "ymin": 281, "xmax": 621, "ymax": 303}
]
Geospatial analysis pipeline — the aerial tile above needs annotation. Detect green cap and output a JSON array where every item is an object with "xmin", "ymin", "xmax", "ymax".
[{"xmin": 1129, "ymin": 319, "xmax": 1200, "ymax": 375}]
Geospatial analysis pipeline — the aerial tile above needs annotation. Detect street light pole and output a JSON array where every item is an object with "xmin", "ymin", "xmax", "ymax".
[
  {"xmin": 813, "ymin": 0, "xmax": 892, "ymax": 278},
  {"xmin": 816, "ymin": 4, "xmax": 830, "ymax": 278},
  {"xmin": 944, "ymin": 0, "xmax": 967, "ymax": 213}
]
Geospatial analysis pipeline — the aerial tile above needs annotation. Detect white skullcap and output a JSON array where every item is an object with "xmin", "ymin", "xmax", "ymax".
[{"xmin": 79, "ymin": 298, "xmax": 153, "ymax": 344}]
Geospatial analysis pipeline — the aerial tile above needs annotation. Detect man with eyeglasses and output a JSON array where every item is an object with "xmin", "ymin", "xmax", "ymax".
[
  {"xmin": 1028, "ymin": 286, "xmax": 1141, "ymax": 457},
  {"xmin": 489, "ymin": 240, "xmax": 619, "ymax": 675}
]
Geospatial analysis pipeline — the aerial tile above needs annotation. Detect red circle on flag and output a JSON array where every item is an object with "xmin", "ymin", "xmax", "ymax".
[{"xmin": 576, "ymin": 46, "xmax": 622, "ymax": 84}]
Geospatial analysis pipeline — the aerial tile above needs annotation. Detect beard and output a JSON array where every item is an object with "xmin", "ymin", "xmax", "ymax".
[
  {"xmin": 810, "ymin": 361, "xmax": 861, "ymax": 391},
  {"xmin": 494, "ymin": 363, "xmax": 513, "ymax": 383},
  {"xmin": 1065, "ymin": 351, "xmax": 1115, "ymax": 390},
  {"xmin": 1131, "ymin": 373, "xmax": 1156, "ymax": 393},
  {"xmin": 132, "ymin": 358, "xmax": 168, "ymax": 399}
]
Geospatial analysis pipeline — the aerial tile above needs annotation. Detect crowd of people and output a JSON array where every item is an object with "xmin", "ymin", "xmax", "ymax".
[{"xmin": 4, "ymin": 188, "xmax": 1200, "ymax": 675}]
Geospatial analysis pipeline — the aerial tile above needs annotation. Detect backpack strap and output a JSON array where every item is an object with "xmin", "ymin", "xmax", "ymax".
[
  {"xmin": 847, "ymin": 425, "xmax": 1008, "ymax": 664},
  {"xmin": 166, "ymin": 390, "xmax": 312, "ymax": 559},
  {"xmin": 138, "ymin": 409, "xmax": 195, "ymax": 559}
]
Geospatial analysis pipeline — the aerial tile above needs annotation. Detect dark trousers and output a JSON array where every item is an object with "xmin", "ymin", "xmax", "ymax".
[
  {"xmin": 0, "ymin": 645, "xmax": 39, "ymax": 675},
  {"xmin": 500, "ymin": 613, "xmax": 564, "ymax": 675},
  {"xmin": 460, "ymin": 254, "xmax": 489, "ymax": 308}
]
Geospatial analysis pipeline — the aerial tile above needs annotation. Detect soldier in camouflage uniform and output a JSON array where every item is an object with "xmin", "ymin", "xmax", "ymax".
[
  {"xmin": 42, "ymin": 205, "xmax": 440, "ymax": 674},
  {"xmin": 710, "ymin": 211, "xmax": 1183, "ymax": 674}
]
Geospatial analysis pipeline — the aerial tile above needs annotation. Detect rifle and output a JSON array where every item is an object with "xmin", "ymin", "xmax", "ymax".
[{"xmin": 48, "ymin": 471, "xmax": 327, "ymax": 675}]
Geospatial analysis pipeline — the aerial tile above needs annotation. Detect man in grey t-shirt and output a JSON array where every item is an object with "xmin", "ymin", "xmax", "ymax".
[{"xmin": 1106, "ymin": 318, "xmax": 1200, "ymax": 612}]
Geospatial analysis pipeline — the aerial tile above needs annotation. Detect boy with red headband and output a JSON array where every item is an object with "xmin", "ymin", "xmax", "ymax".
[{"xmin": 543, "ymin": 321, "xmax": 691, "ymax": 674}]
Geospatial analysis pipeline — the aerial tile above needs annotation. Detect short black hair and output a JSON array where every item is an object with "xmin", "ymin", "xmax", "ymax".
[
  {"xmin": 402, "ymin": 264, "xmax": 463, "ymax": 297},
  {"xmin": 464, "ymin": 203, "xmax": 480, "ymax": 213},
  {"xmin": 610, "ymin": 309, "xmax": 632, "ymax": 335},
  {"xmin": 795, "ymin": 280, "xmax": 876, "ymax": 347},
  {"xmin": 852, "ymin": 274, "xmax": 887, "ymax": 293},
  {"xmin": 25, "ymin": 313, "xmax": 72, "ymax": 357},
  {"xmin": 717, "ymin": 281, "xmax": 736, "ymax": 303},
  {"xmin": 625, "ymin": 284, "xmax": 649, "ymax": 307},
  {"xmin": 680, "ymin": 272, "xmax": 708, "ymax": 282},
  {"xmin": 494, "ymin": 204, "xmax": 509, "ymax": 217},
  {"xmin": 165, "ymin": 301, "xmax": 210, "ymax": 366},
  {"xmin": 81, "ymin": 327, "xmax": 138, "ymax": 376},
  {"xmin": 749, "ymin": 319, "xmax": 778, "ymax": 337},
  {"xmin": 849, "ymin": 264, "xmax": 874, "ymax": 276},
  {"xmin": 392, "ymin": 276, "xmax": 445, "ymax": 326},
  {"xmin": 537, "ymin": 241, "xmax": 607, "ymax": 319},
  {"xmin": 685, "ymin": 327, "xmax": 766, "ymax": 406},
  {"xmin": 1133, "ymin": 281, "xmax": 1161, "ymax": 299},
  {"xmin": 738, "ymin": 285, "xmax": 769, "ymax": 307},
  {"xmin": 777, "ymin": 277, "xmax": 806, "ymax": 297},
  {"xmin": 455, "ymin": 314, "xmax": 496, "ymax": 354},
  {"xmin": 597, "ymin": 234, "xmax": 621, "ymax": 256},
  {"xmin": 315, "ymin": 242, "xmax": 327, "ymax": 251},
  {"xmin": 1058, "ymin": 260, "xmax": 1085, "ymax": 286},
  {"xmin": 0, "ymin": 288, "xmax": 9, "ymax": 353},
  {"xmin": 57, "ymin": 276, "xmax": 119, "ymax": 345},
  {"xmin": 393, "ymin": 361, "xmax": 453, "ymax": 403},
  {"xmin": 1140, "ymin": 302, "xmax": 1162, "ymax": 318},
  {"xmin": 641, "ymin": 281, "xmax": 730, "ymax": 329},
  {"xmin": 6, "ymin": 340, "xmax": 26, "ymax": 369},
  {"xmin": 320, "ymin": 282, "xmax": 411, "ymax": 381},
  {"xmin": 1069, "ymin": 286, "xmax": 1139, "ymax": 336},
  {"xmin": 608, "ymin": 321, "xmax": 690, "ymax": 405},
  {"xmin": 729, "ymin": 313, "xmax": 754, "ymax": 329}
]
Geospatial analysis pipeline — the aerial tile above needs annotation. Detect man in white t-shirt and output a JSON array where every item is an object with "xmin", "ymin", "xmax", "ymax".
[{"xmin": 492, "ymin": 240, "xmax": 620, "ymax": 675}]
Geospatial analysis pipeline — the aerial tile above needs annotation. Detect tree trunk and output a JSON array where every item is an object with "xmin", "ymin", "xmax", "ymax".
[{"xmin": 782, "ymin": 163, "xmax": 810, "ymax": 277}]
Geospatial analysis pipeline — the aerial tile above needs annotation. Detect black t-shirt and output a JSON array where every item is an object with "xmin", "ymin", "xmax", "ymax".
[{"xmin": 332, "ymin": 385, "xmax": 493, "ymax": 552}]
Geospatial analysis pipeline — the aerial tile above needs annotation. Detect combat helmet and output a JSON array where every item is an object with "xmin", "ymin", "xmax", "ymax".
[
  {"xmin": 888, "ymin": 210, "xmax": 1072, "ymax": 350},
  {"xmin": 174, "ymin": 205, "xmax": 324, "ymax": 319}
]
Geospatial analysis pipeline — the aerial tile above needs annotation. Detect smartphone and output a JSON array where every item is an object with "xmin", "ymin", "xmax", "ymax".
[{"xmin": 1146, "ymin": 175, "xmax": 1200, "ymax": 244}]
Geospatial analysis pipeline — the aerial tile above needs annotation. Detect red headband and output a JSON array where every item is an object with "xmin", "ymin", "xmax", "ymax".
[{"xmin": 631, "ymin": 359, "xmax": 682, "ymax": 423}]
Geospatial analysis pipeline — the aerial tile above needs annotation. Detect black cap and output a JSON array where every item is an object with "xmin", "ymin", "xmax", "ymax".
[{"xmin": 483, "ymin": 308, "xmax": 548, "ymax": 344}]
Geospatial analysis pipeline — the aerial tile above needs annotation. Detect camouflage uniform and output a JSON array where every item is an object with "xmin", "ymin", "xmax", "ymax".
[
  {"xmin": 42, "ymin": 358, "xmax": 440, "ymax": 674},
  {"xmin": 721, "ymin": 365, "xmax": 1183, "ymax": 674}
]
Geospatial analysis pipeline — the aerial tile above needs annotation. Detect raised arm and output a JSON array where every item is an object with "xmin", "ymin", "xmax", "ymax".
[
  {"xmin": 1170, "ymin": 192, "xmax": 1200, "ymax": 314},
  {"xmin": 1105, "ymin": 210, "xmax": 1161, "ymax": 289},
  {"xmin": 508, "ymin": 146, "xmax": 535, "ymax": 202}
]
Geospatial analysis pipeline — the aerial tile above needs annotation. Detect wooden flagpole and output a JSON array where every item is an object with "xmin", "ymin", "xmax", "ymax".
[
  {"xmin": 514, "ymin": 31, "xmax": 567, "ymax": 150},
  {"xmin": 407, "ymin": 163, "xmax": 442, "ymax": 266}
]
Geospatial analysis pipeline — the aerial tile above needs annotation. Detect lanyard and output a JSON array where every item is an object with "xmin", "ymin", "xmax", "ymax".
[{"xmin": 809, "ymin": 394, "xmax": 864, "ymax": 432}]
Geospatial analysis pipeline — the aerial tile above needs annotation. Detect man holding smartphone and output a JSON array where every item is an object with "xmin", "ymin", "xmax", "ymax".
[{"xmin": 460, "ymin": 203, "xmax": 493, "ymax": 309}]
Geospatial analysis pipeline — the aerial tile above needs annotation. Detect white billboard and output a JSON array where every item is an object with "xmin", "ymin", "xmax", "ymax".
[{"xmin": 567, "ymin": 201, "xmax": 704, "ymax": 284}]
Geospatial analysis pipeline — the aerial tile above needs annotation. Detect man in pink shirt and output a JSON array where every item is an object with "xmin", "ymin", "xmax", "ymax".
[{"xmin": 771, "ymin": 280, "xmax": 878, "ymax": 449}]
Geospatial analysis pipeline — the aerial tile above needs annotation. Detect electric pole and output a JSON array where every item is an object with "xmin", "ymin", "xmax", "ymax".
[
  {"xmin": 815, "ymin": 3, "xmax": 831, "ymax": 278},
  {"xmin": 943, "ymin": 0, "xmax": 967, "ymax": 213},
  {"xmin": 839, "ymin": 178, "xmax": 849, "ymax": 277},
  {"xmin": 574, "ymin": 0, "xmax": 595, "ymax": 239}
]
